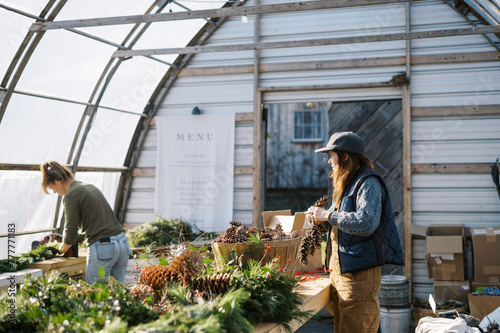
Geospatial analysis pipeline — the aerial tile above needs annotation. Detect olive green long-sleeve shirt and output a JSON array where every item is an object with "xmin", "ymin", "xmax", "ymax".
[{"xmin": 63, "ymin": 181, "xmax": 124, "ymax": 246}]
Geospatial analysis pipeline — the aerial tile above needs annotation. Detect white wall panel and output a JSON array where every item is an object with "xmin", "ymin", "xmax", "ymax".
[
  {"xmin": 131, "ymin": 177, "xmax": 155, "ymax": 191},
  {"xmin": 410, "ymin": 0, "xmax": 496, "ymax": 54},
  {"xmin": 157, "ymin": 104, "xmax": 254, "ymax": 116},
  {"xmin": 411, "ymin": 62, "xmax": 500, "ymax": 108},
  {"xmin": 412, "ymin": 174, "xmax": 500, "ymax": 227},
  {"xmin": 143, "ymin": 126, "xmax": 156, "ymax": 149},
  {"xmin": 413, "ymin": 189, "xmax": 500, "ymax": 212},
  {"xmin": 124, "ymin": 210, "xmax": 156, "ymax": 225},
  {"xmin": 233, "ymin": 210, "xmax": 252, "ymax": 224},
  {"xmin": 260, "ymin": 66, "xmax": 405, "ymax": 89},
  {"xmin": 235, "ymin": 124, "xmax": 254, "ymax": 146},
  {"xmin": 234, "ymin": 190, "xmax": 253, "ymax": 211},
  {"xmin": 235, "ymin": 147, "xmax": 253, "ymax": 166},
  {"xmin": 412, "ymin": 117, "xmax": 500, "ymax": 141},
  {"xmin": 235, "ymin": 174, "xmax": 253, "ymax": 189},
  {"xmin": 189, "ymin": 15, "xmax": 254, "ymax": 67},
  {"xmin": 136, "ymin": 148, "xmax": 156, "ymax": 168},
  {"xmin": 127, "ymin": 191, "xmax": 155, "ymax": 210},
  {"xmin": 259, "ymin": 5, "xmax": 406, "ymax": 62},
  {"xmin": 411, "ymin": 141, "xmax": 500, "ymax": 164},
  {"xmin": 160, "ymin": 75, "xmax": 254, "ymax": 106}
]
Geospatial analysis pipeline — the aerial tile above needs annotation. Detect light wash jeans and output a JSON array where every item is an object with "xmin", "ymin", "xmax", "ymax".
[{"xmin": 86, "ymin": 232, "xmax": 130, "ymax": 284}]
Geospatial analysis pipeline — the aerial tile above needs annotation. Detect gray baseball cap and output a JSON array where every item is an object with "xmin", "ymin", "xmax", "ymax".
[{"xmin": 315, "ymin": 131, "xmax": 365, "ymax": 155}]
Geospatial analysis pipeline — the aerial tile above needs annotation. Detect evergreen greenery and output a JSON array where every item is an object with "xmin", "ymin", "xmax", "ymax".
[
  {"xmin": 1, "ymin": 246, "xmax": 311, "ymax": 332},
  {"xmin": 0, "ymin": 244, "xmax": 57, "ymax": 274},
  {"xmin": 126, "ymin": 216, "xmax": 202, "ymax": 248}
]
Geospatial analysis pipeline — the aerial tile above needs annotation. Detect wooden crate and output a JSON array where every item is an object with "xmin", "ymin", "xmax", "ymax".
[
  {"xmin": 212, "ymin": 238, "xmax": 300, "ymax": 277},
  {"xmin": 27, "ymin": 257, "xmax": 86, "ymax": 278}
]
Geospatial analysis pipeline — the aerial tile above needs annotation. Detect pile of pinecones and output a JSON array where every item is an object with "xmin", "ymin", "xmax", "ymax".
[
  {"xmin": 214, "ymin": 220, "xmax": 300, "ymax": 243},
  {"xmin": 132, "ymin": 249, "xmax": 233, "ymax": 305}
]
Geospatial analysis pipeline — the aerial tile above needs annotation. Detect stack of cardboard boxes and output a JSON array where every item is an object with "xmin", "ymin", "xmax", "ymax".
[
  {"xmin": 414, "ymin": 224, "xmax": 500, "ymax": 320},
  {"xmin": 468, "ymin": 227, "xmax": 500, "ymax": 320},
  {"xmin": 420, "ymin": 225, "xmax": 471, "ymax": 304}
]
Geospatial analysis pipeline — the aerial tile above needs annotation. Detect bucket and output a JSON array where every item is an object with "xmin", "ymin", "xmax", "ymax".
[
  {"xmin": 379, "ymin": 275, "xmax": 409, "ymax": 306},
  {"xmin": 380, "ymin": 306, "xmax": 411, "ymax": 333}
]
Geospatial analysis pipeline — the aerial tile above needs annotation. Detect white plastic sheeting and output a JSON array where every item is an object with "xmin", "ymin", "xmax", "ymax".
[
  {"xmin": 0, "ymin": 0, "xmax": 226, "ymax": 258},
  {"xmin": 0, "ymin": 170, "xmax": 120, "ymax": 258}
]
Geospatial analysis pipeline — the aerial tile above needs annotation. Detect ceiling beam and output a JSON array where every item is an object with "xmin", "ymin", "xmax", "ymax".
[
  {"xmin": 112, "ymin": 26, "xmax": 500, "ymax": 57},
  {"xmin": 30, "ymin": 0, "xmax": 420, "ymax": 31},
  {"xmin": 177, "ymin": 51, "xmax": 500, "ymax": 77},
  {"xmin": 0, "ymin": 163, "xmax": 128, "ymax": 172}
]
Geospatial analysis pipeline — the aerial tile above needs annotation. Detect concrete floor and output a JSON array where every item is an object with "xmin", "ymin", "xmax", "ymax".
[{"xmin": 296, "ymin": 308, "xmax": 335, "ymax": 332}]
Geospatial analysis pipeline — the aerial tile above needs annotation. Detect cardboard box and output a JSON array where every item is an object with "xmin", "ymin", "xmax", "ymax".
[
  {"xmin": 468, "ymin": 293, "xmax": 500, "ymax": 321},
  {"xmin": 433, "ymin": 280, "xmax": 470, "ymax": 303},
  {"xmin": 262, "ymin": 210, "xmax": 323, "ymax": 272},
  {"xmin": 471, "ymin": 227, "xmax": 500, "ymax": 283},
  {"xmin": 262, "ymin": 209, "xmax": 306, "ymax": 233},
  {"xmin": 411, "ymin": 224, "xmax": 466, "ymax": 281}
]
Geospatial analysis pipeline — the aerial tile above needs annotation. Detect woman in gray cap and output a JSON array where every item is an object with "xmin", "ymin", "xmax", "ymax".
[{"xmin": 306, "ymin": 131, "xmax": 404, "ymax": 333}]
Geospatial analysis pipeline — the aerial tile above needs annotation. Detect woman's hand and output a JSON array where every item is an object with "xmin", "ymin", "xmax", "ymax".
[{"xmin": 306, "ymin": 206, "xmax": 330, "ymax": 223}]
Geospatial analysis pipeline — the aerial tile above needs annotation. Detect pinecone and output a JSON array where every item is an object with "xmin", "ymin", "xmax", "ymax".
[
  {"xmin": 298, "ymin": 229, "xmax": 317, "ymax": 266},
  {"xmin": 139, "ymin": 249, "xmax": 204, "ymax": 290},
  {"xmin": 298, "ymin": 195, "xmax": 330, "ymax": 266},
  {"xmin": 246, "ymin": 227, "xmax": 258, "ymax": 236},
  {"xmin": 129, "ymin": 283, "xmax": 159, "ymax": 304},
  {"xmin": 314, "ymin": 195, "xmax": 329, "ymax": 209},
  {"xmin": 290, "ymin": 230, "xmax": 301, "ymax": 238},
  {"xmin": 190, "ymin": 272, "xmax": 232, "ymax": 299}
]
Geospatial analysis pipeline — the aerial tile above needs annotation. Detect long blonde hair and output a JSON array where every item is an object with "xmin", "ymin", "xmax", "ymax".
[
  {"xmin": 40, "ymin": 161, "xmax": 74, "ymax": 194},
  {"xmin": 331, "ymin": 151, "xmax": 374, "ymax": 209}
]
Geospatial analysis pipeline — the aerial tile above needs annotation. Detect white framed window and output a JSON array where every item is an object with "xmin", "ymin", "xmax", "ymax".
[{"xmin": 293, "ymin": 109, "xmax": 323, "ymax": 142}]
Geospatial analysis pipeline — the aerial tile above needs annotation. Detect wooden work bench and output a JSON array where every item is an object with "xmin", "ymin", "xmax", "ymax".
[
  {"xmin": 255, "ymin": 273, "xmax": 333, "ymax": 333},
  {"xmin": 27, "ymin": 256, "xmax": 86, "ymax": 280}
]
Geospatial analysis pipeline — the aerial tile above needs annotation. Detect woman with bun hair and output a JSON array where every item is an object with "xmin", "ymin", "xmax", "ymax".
[
  {"xmin": 306, "ymin": 132, "xmax": 404, "ymax": 333},
  {"xmin": 41, "ymin": 161, "xmax": 130, "ymax": 283}
]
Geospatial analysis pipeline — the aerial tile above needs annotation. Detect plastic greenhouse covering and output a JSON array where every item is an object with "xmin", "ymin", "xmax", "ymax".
[{"xmin": 0, "ymin": 0, "xmax": 227, "ymax": 259}]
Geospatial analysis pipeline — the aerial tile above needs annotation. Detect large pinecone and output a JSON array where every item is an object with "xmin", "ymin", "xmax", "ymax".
[
  {"xmin": 190, "ymin": 272, "xmax": 232, "ymax": 299},
  {"xmin": 298, "ymin": 195, "xmax": 330, "ymax": 266},
  {"xmin": 129, "ymin": 283, "xmax": 159, "ymax": 304},
  {"xmin": 140, "ymin": 249, "xmax": 204, "ymax": 290}
]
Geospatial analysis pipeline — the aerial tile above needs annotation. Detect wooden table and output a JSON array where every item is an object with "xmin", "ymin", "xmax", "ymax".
[
  {"xmin": 255, "ymin": 273, "xmax": 333, "ymax": 333},
  {"xmin": 27, "ymin": 256, "xmax": 86, "ymax": 279}
]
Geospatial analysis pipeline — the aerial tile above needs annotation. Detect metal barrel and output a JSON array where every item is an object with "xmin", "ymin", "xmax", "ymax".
[{"xmin": 379, "ymin": 275, "xmax": 409, "ymax": 307}]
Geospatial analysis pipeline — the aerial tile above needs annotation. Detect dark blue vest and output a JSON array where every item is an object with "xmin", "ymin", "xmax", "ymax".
[{"xmin": 325, "ymin": 166, "xmax": 404, "ymax": 274}]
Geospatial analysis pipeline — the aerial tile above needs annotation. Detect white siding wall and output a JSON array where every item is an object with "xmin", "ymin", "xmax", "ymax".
[{"xmin": 127, "ymin": 0, "xmax": 500, "ymax": 298}]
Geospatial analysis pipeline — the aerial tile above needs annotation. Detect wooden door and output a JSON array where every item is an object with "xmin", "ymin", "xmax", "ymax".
[{"xmin": 328, "ymin": 99, "xmax": 404, "ymax": 275}]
